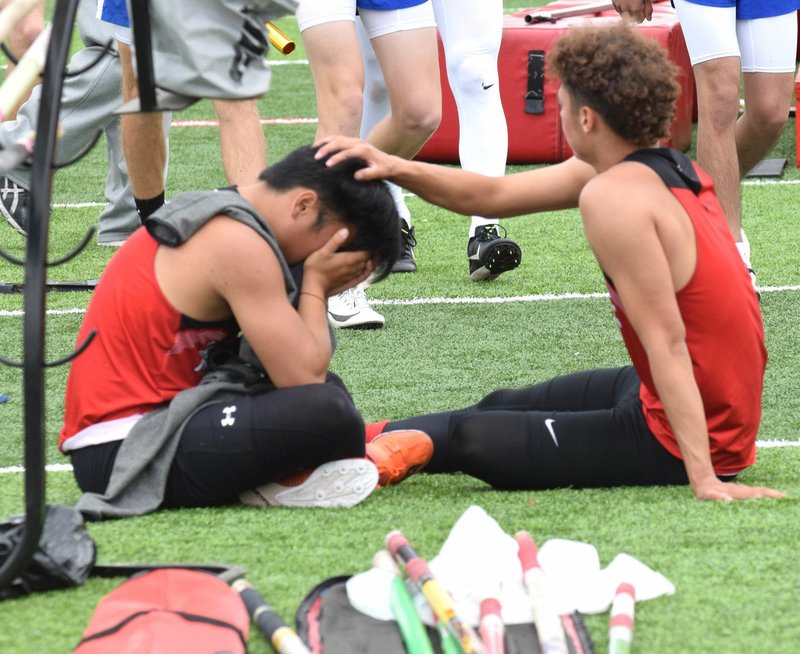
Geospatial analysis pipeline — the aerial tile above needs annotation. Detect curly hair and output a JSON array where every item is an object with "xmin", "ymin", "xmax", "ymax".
[{"xmin": 548, "ymin": 23, "xmax": 682, "ymax": 147}]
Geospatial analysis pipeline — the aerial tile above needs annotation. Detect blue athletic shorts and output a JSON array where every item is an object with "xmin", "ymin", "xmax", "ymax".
[
  {"xmin": 96, "ymin": 0, "xmax": 129, "ymax": 28},
  {"xmin": 685, "ymin": 0, "xmax": 800, "ymax": 20},
  {"xmin": 357, "ymin": 0, "xmax": 427, "ymax": 9}
]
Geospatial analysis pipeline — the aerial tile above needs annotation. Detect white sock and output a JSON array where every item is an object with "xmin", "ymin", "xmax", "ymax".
[
  {"xmin": 469, "ymin": 217, "xmax": 499, "ymax": 238},
  {"xmin": 736, "ymin": 228, "xmax": 752, "ymax": 269},
  {"xmin": 386, "ymin": 181, "xmax": 410, "ymax": 224}
]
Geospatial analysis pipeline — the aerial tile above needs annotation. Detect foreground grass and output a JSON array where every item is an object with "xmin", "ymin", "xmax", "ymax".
[{"xmin": 0, "ymin": 462, "xmax": 798, "ymax": 653}]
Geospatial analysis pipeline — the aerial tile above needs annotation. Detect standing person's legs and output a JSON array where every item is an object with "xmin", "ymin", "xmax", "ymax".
[
  {"xmin": 735, "ymin": 13, "xmax": 797, "ymax": 176},
  {"xmin": 388, "ymin": 366, "xmax": 688, "ymax": 489},
  {"xmin": 360, "ymin": 7, "xmax": 441, "ymax": 158},
  {"xmin": 212, "ymin": 98, "xmax": 267, "ymax": 185},
  {"xmin": 432, "ymin": 0, "xmax": 505, "ymax": 223},
  {"xmin": 297, "ymin": 0, "xmax": 364, "ymax": 139},
  {"xmin": 432, "ymin": 0, "xmax": 520, "ymax": 281},
  {"xmin": 357, "ymin": 17, "xmax": 414, "ymax": 242},
  {"xmin": 98, "ymin": 116, "xmax": 140, "ymax": 245},
  {"xmin": 673, "ymin": 0, "xmax": 742, "ymax": 238},
  {"xmin": 361, "ymin": 4, "xmax": 440, "ymax": 275},
  {"xmin": 0, "ymin": 42, "xmax": 139, "ymax": 238},
  {"xmin": 117, "ymin": 40, "xmax": 168, "ymax": 222},
  {"xmin": 298, "ymin": 2, "xmax": 387, "ymax": 328}
]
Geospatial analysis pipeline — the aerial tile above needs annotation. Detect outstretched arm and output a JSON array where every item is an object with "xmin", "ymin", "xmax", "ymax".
[
  {"xmin": 315, "ymin": 136, "xmax": 596, "ymax": 218},
  {"xmin": 581, "ymin": 172, "xmax": 784, "ymax": 501}
]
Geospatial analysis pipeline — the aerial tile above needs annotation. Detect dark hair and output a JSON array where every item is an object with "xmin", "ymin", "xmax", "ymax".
[
  {"xmin": 259, "ymin": 145, "xmax": 400, "ymax": 282},
  {"xmin": 548, "ymin": 23, "xmax": 681, "ymax": 147}
]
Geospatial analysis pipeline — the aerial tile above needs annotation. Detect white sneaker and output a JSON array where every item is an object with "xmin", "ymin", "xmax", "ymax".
[
  {"xmin": 327, "ymin": 283, "xmax": 385, "ymax": 329},
  {"xmin": 239, "ymin": 458, "xmax": 378, "ymax": 508}
]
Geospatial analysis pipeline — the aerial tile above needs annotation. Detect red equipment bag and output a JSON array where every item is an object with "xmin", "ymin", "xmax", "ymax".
[
  {"xmin": 417, "ymin": 0, "xmax": 695, "ymax": 164},
  {"xmin": 73, "ymin": 568, "xmax": 250, "ymax": 653}
]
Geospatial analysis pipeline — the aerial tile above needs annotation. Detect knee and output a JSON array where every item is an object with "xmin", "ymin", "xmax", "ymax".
[
  {"xmin": 696, "ymin": 78, "xmax": 741, "ymax": 130},
  {"xmin": 310, "ymin": 384, "xmax": 365, "ymax": 454},
  {"xmin": 446, "ymin": 49, "xmax": 499, "ymax": 98},
  {"xmin": 331, "ymin": 85, "xmax": 364, "ymax": 118},
  {"xmin": 315, "ymin": 69, "xmax": 364, "ymax": 117},
  {"xmin": 392, "ymin": 101, "xmax": 441, "ymax": 144},
  {"xmin": 449, "ymin": 418, "xmax": 515, "ymax": 489},
  {"xmin": 743, "ymin": 98, "xmax": 790, "ymax": 138}
]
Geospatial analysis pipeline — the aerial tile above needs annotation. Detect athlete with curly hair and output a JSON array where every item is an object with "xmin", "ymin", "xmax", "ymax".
[
  {"xmin": 616, "ymin": 0, "xmax": 799, "ymax": 285},
  {"xmin": 316, "ymin": 24, "xmax": 783, "ymax": 501}
]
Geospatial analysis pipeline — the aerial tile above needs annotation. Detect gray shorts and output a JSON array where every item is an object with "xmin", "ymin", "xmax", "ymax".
[{"xmin": 142, "ymin": 0, "xmax": 291, "ymax": 99}]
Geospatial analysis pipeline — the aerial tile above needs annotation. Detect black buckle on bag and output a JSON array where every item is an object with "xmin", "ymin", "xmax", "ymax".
[{"xmin": 525, "ymin": 50, "xmax": 545, "ymax": 114}]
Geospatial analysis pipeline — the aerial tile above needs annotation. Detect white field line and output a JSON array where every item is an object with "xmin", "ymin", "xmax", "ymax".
[
  {"xmin": 0, "ymin": 438, "xmax": 797, "ymax": 475},
  {"xmin": 50, "ymin": 176, "xmax": 800, "ymax": 211},
  {"xmin": 1, "ymin": 285, "xmax": 799, "ymax": 318},
  {"xmin": 171, "ymin": 117, "xmax": 317, "ymax": 127},
  {"xmin": 0, "ymin": 60, "xmax": 309, "ymax": 71}
]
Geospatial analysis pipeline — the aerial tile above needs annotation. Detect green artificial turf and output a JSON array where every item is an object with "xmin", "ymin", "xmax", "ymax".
[{"xmin": 1, "ymin": 2, "xmax": 799, "ymax": 652}]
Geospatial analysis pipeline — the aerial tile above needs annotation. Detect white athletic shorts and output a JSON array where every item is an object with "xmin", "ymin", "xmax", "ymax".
[
  {"xmin": 674, "ymin": 0, "xmax": 798, "ymax": 72},
  {"xmin": 297, "ymin": 0, "xmax": 435, "ymax": 38},
  {"xmin": 96, "ymin": 0, "xmax": 132, "ymax": 44}
]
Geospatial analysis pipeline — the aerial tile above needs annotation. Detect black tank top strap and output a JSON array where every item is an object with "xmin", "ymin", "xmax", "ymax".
[{"xmin": 624, "ymin": 147, "xmax": 702, "ymax": 196}]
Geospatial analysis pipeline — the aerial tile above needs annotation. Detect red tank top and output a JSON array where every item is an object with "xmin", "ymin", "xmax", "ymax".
[
  {"xmin": 59, "ymin": 228, "xmax": 237, "ymax": 448},
  {"xmin": 607, "ymin": 161, "xmax": 766, "ymax": 475}
]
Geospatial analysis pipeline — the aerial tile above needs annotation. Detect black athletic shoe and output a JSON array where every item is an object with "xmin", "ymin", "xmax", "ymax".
[
  {"xmin": 467, "ymin": 224, "xmax": 522, "ymax": 281},
  {"xmin": 392, "ymin": 219, "xmax": 417, "ymax": 273},
  {"xmin": 0, "ymin": 176, "xmax": 29, "ymax": 236}
]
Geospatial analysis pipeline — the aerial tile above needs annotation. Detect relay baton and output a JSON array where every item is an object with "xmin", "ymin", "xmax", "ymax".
[
  {"xmin": 514, "ymin": 531, "xmax": 568, "ymax": 654},
  {"xmin": 386, "ymin": 530, "xmax": 485, "ymax": 654},
  {"xmin": 608, "ymin": 582, "xmax": 636, "ymax": 654},
  {"xmin": 439, "ymin": 620, "xmax": 465, "ymax": 654},
  {"xmin": 479, "ymin": 598, "xmax": 505, "ymax": 654},
  {"xmin": 0, "ymin": 0, "xmax": 40, "ymax": 45},
  {"xmin": 373, "ymin": 550, "xmax": 435, "ymax": 654},
  {"xmin": 266, "ymin": 22, "xmax": 295, "ymax": 55},
  {"xmin": 0, "ymin": 23, "xmax": 51, "ymax": 122},
  {"xmin": 524, "ymin": 1, "xmax": 614, "ymax": 23},
  {"xmin": 232, "ymin": 579, "xmax": 311, "ymax": 654}
]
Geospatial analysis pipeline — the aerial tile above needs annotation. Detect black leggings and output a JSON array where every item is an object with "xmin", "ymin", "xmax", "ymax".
[
  {"xmin": 71, "ymin": 373, "xmax": 365, "ymax": 508},
  {"xmin": 389, "ymin": 366, "xmax": 690, "ymax": 490}
]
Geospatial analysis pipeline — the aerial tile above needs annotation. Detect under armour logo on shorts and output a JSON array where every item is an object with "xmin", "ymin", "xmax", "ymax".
[{"xmin": 221, "ymin": 405, "xmax": 237, "ymax": 427}]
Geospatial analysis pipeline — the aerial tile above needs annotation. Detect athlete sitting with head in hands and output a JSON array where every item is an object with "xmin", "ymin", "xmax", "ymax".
[
  {"xmin": 317, "ymin": 24, "xmax": 784, "ymax": 502},
  {"xmin": 62, "ymin": 145, "xmax": 434, "ymax": 518}
]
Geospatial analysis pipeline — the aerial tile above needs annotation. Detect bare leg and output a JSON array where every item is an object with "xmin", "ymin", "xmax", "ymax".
[
  {"xmin": 212, "ymin": 98, "xmax": 267, "ymax": 185},
  {"xmin": 737, "ymin": 71, "xmax": 795, "ymax": 176},
  {"xmin": 117, "ymin": 42, "xmax": 167, "ymax": 205},
  {"xmin": 302, "ymin": 21, "xmax": 364, "ymax": 139},
  {"xmin": 366, "ymin": 27, "xmax": 441, "ymax": 158},
  {"xmin": 692, "ymin": 56, "xmax": 742, "ymax": 238}
]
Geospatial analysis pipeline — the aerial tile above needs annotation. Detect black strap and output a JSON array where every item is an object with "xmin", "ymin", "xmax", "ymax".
[
  {"xmin": 624, "ymin": 148, "xmax": 702, "ymax": 196},
  {"xmin": 76, "ymin": 608, "xmax": 248, "ymax": 650}
]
